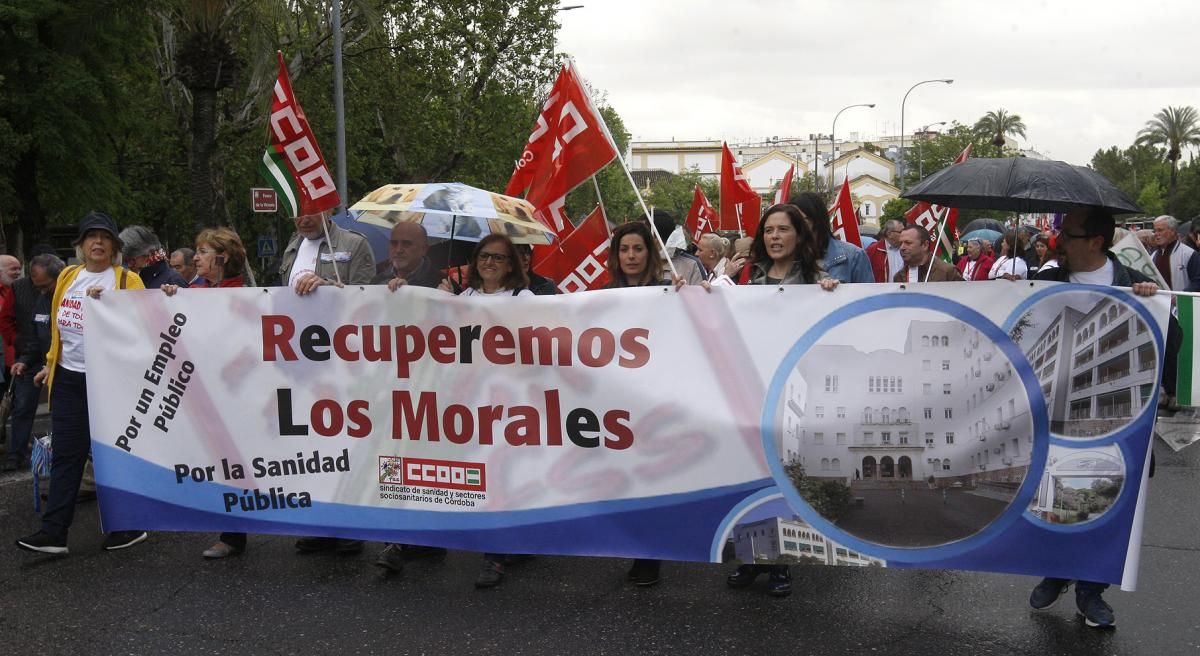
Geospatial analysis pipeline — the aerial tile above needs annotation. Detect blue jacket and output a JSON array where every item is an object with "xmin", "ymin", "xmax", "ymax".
[{"xmin": 821, "ymin": 239, "xmax": 875, "ymax": 284}]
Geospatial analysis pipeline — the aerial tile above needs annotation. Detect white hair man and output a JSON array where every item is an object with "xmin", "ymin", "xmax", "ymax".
[{"xmin": 1151, "ymin": 215, "xmax": 1200, "ymax": 292}]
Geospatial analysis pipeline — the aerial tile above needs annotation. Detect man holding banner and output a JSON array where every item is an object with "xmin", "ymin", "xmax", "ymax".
[{"xmin": 894, "ymin": 225, "xmax": 963, "ymax": 283}]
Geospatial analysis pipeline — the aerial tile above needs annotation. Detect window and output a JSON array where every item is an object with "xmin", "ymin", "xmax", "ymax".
[
  {"xmin": 945, "ymin": 432, "xmax": 955, "ymax": 445},
  {"xmin": 836, "ymin": 432, "xmax": 847, "ymax": 445},
  {"xmin": 881, "ymin": 431, "xmax": 892, "ymax": 444},
  {"xmin": 923, "ymin": 383, "xmax": 932, "ymax": 395},
  {"xmin": 922, "ymin": 359, "xmax": 931, "ymax": 371},
  {"xmin": 881, "ymin": 407, "xmax": 891, "ymax": 423},
  {"xmin": 868, "ymin": 376, "xmax": 875, "ymax": 393},
  {"xmin": 837, "ymin": 407, "xmax": 846, "ymax": 419},
  {"xmin": 815, "ymin": 406, "xmax": 825, "ymax": 419},
  {"xmin": 863, "ymin": 431, "xmax": 874, "ymax": 444},
  {"xmin": 863, "ymin": 407, "xmax": 874, "ymax": 423},
  {"xmin": 922, "ymin": 336, "xmax": 930, "ymax": 347},
  {"xmin": 943, "ymin": 459, "xmax": 951, "ymax": 471},
  {"xmin": 925, "ymin": 432, "xmax": 934, "ymax": 446},
  {"xmin": 824, "ymin": 375, "xmax": 839, "ymax": 392},
  {"xmin": 941, "ymin": 336, "xmax": 949, "ymax": 347},
  {"xmin": 832, "ymin": 458, "xmax": 841, "ymax": 470},
  {"xmin": 821, "ymin": 458, "xmax": 830, "ymax": 470},
  {"xmin": 924, "ymin": 407, "xmax": 932, "ymax": 419},
  {"xmin": 944, "ymin": 407, "xmax": 953, "ymax": 419},
  {"xmin": 942, "ymin": 360, "xmax": 950, "ymax": 370},
  {"xmin": 943, "ymin": 383, "xmax": 952, "ymax": 395},
  {"xmin": 899, "ymin": 431, "xmax": 909, "ymax": 445},
  {"xmin": 813, "ymin": 432, "xmax": 825, "ymax": 444}
]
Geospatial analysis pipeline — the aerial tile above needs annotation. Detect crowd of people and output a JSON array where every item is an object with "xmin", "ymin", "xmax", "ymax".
[{"xmin": 6, "ymin": 196, "xmax": 1192, "ymax": 630}]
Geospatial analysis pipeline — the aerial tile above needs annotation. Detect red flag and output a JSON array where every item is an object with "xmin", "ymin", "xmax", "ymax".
[
  {"xmin": 534, "ymin": 205, "xmax": 611, "ymax": 292},
  {"xmin": 720, "ymin": 143, "xmax": 762, "ymax": 236},
  {"xmin": 684, "ymin": 185, "xmax": 718, "ymax": 244},
  {"xmin": 828, "ymin": 176, "xmax": 862, "ymax": 247},
  {"xmin": 773, "ymin": 163, "xmax": 795, "ymax": 205},
  {"xmin": 504, "ymin": 63, "xmax": 618, "ymax": 239},
  {"xmin": 259, "ymin": 51, "xmax": 340, "ymax": 217},
  {"xmin": 906, "ymin": 144, "xmax": 972, "ymax": 260}
]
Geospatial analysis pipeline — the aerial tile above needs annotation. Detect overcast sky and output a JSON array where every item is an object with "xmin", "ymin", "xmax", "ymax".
[{"xmin": 557, "ymin": 0, "xmax": 1199, "ymax": 166}]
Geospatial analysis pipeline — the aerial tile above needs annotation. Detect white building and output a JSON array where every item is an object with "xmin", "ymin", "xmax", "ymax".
[
  {"xmin": 782, "ymin": 318, "xmax": 1035, "ymax": 487},
  {"xmin": 1023, "ymin": 296, "xmax": 1156, "ymax": 437},
  {"xmin": 731, "ymin": 516, "xmax": 884, "ymax": 567}
]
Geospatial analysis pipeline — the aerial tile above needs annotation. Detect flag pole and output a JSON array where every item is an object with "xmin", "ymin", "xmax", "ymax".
[
  {"xmin": 591, "ymin": 175, "xmax": 611, "ymax": 235},
  {"xmin": 924, "ymin": 206, "xmax": 951, "ymax": 283}
]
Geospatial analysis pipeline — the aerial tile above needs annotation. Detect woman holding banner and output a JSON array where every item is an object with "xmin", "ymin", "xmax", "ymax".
[
  {"xmin": 15, "ymin": 212, "xmax": 148, "ymax": 556},
  {"xmin": 988, "ymin": 231, "xmax": 1029, "ymax": 281},
  {"xmin": 161, "ymin": 227, "xmax": 249, "ymax": 559},
  {"xmin": 725, "ymin": 204, "xmax": 838, "ymax": 597}
]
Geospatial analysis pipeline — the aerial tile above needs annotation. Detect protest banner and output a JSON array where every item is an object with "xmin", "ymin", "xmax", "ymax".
[{"xmin": 87, "ymin": 282, "xmax": 1168, "ymax": 588}]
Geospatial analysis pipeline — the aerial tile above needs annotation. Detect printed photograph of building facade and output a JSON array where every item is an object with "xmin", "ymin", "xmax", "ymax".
[
  {"xmin": 1028, "ymin": 444, "xmax": 1126, "ymax": 525},
  {"xmin": 730, "ymin": 515, "xmax": 885, "ymax": 567},
  {"xmin": 777, "ymin": 311, "xmax": 1035, "ymax": 547},
  {"xmin": 1011, "ymin": 292, "xmax": 1155, "ymax": 438}
]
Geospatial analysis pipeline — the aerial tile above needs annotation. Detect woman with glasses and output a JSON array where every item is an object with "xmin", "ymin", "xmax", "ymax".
[{"xmin": 160, "ymin": 228, "xmax": 250, "ymax": 558}]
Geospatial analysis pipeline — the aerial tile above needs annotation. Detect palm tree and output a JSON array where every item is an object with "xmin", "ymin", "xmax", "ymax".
[
  {"xmin": 973, "ymin": 109, "xmax": 1027, "ymax": 150},
  {"xmin": 1135, "ymin": 106, "xmax": 1200, "ymax": 215}
]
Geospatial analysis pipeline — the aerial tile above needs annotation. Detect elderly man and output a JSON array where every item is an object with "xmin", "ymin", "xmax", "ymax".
[
  {"xmin": 867, "ymin": 219, "xmax": 906, "ymax": 282},
  {"xmin": 281, "ymin": 210, "xmax": 374, "ymax": 554},
  {"xmin": 170, "ymin": 248, "xmax": 198, "ymax": 285},
  {"xmin": 1150, "ymin": 215, "xmax": 1200, "ymax": 292},
  {"xmin": 279, "ymin": 210, "xmax": 374, "ymax": 294},
  {"xmin": 697, "ymin": 233, "xmax": 728, "ymax": 282},
  {"xmin": 5, "ymin": 253, "xmax": 64, "ymax": 471},
  {"xmin": 119, "ymin": 226, "xmax": 188, "ymax": 289},
  {"xmin": 372, "ymin": 223, "xmax": 446, "ymax": 288},
  {"xmin": 894, "ymin": 225, "xmax": 963, "ymax": 282},
  {"xmin": 1028, "ymin": 205, "xmax": 1160, "ymax": 629}
]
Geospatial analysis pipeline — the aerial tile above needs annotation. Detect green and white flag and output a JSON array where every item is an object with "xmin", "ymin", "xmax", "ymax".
[{"xmin": 1176, "ymin": 296, "xmax": 1199, "ymax": 406}]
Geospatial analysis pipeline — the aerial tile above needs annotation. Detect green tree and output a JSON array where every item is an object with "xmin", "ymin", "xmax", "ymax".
[
  {"xmin": 973, "ymin": 109, "xmax": 1027, "ymax": 148},
  {"xmin": 1135, "ymin": 106, "xmax": 1200, "ymax": 215},
  {"xmin": 783, "ymin": 455, "xmax": 852, "ymax": 522},
  {"xmin": 881, "ymin": 198, "xmax": 914, "ymax": 223},
  {"xmin": 1136, "ymin": 178, "xmax": 1167, "ymax": 216},
  {"xmin": 642, "ymin": 166, "xmax": 719, "ymax": 225}
]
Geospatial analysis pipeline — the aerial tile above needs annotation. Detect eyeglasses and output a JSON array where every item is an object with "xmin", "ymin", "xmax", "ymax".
[{"xmin": 478, "ymin": 252, "xmax": 510, "ymax": 263}]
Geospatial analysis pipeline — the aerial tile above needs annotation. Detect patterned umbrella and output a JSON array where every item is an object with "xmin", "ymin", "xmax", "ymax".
[{"xmin": 351, "ymin": 182, "xmax": 556, "ymax": 246}]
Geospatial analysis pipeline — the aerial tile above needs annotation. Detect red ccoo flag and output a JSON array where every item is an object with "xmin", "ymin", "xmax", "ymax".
[
  {"xmin": 721, "ymin": 143, "xmax": 762, "ymax": 236},
  {"xmin": 504, "ymin": 63, "xmax": 618, "ymax": 240},
  {"xmin": 773, "ymin": 163, "xmax": 796, "ymax": 205},
  {"xmin": 685, "ymin": 185, "xmax": 718, "ymax": 244},
  {"xmin": 259, "ymin": 51, "xmax": 340, "ymax": 217},
  {"xmin": 906, "ymin": 144, "xmax": 972, "ymax": 259},
  {"xmin": 533, "ymin": 205, "xmax": 612, "ymax": 293},
  {"xmin": 829, "ymin": 176, "xmax": 862, "ymax": 247}
]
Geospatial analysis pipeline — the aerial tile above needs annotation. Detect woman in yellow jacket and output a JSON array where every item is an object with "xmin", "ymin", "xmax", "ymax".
[{"xmin": 15, "ymin": 212, "xmax": 146, "ymax": 556}]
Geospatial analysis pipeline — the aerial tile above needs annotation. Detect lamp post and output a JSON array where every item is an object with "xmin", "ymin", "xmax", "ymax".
[
  {"xmin": 830, "ymin": 103, "xmax": 875, "ymax": 190},
  {"xmin": 899, "ymin": 78, "xmax": 953, "ymax": 188},
  {"xmin": 916, "ymin": 121, "xmax": 947, "ymax": 179}
]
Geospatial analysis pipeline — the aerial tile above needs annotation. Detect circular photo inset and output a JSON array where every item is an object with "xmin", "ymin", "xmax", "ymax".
[
  {"xmin": 1027, "ymin": 444, "xmax": 1126, "ymax": 526},
  {"xmin": 1008, "ymin": 290, "xmax": 1156, "ymax": 440},
  {"xmin": 774, "ymin": 308, "xmax": 1038, "ymax": 548}
]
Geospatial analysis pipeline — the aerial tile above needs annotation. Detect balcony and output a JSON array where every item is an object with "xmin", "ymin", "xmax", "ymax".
[
  {"xmin": 1097, "ymin": 404, "xmax": 1132, "ymax": 419},
  {"xmin": 1097, "ymin": 368, "xmax": 1131, "ymax": 385}
]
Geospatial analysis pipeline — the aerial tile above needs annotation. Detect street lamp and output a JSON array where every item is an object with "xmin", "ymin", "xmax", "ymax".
[
  {"xmin": 916, "ymin": 121, "xmax": 948, "ymax": 179},
  {"xmin": 830, "ymin": 103, "xmax": 875, "ymax": 190},
  {"xmin": 899, "ymin": 78, "xmax": 953, "ymax": 188}
]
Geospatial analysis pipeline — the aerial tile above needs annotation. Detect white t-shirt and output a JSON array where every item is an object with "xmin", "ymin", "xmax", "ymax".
[
  {"xmin": 989, "ymin": 256, "xmax": 1029, "ymax": 280},
  {"xmin": 886, "ymin": 244, "xmax": 904, "ymax": 280},
  {"xmin": 461, "ymin": 287, "xmax": 534, "ymax": 298},
  {"xmin": 56, "ymin": 268, "xmax": 116, "ymax": 373},
  {"xmin": 1069, "ymin": 259, "xmax": 1114, "ymax": 286},
  {"xmin": 907, "ymin": 265, "xmax": 921, "ymax": 282},
  {"xmin": 288, "ymin": 237, "xmax": 325, "ymax": 289}
]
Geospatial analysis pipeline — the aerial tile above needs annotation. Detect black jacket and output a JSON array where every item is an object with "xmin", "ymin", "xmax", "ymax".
[
  {"xmin": 1033, "ymin": 252, "xmax": 1152, "ymax": 286},
  {"xmin": 371, "ymin": 257, "xmax": 447, "ymax": 289},
  {"xmin": 12, "ymin": 277, "xmax": 50, "ymax": 369}
]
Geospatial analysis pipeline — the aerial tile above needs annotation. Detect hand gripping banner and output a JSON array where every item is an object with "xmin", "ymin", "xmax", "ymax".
[{"xmin": 86, "ymin": 282, "xmax": 1168, "ymax": 588}]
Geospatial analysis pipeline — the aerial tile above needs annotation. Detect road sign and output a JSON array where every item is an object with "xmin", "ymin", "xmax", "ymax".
[
  {"xmin": 257, "ymin": 236, "xmax": 278, "ymax": 259},
  {"xmin": 252, "ymin": 188, "xmax": 278, "ymax": 213}
]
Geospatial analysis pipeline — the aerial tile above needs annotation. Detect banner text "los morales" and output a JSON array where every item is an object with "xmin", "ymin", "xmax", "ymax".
[{"xmin": 263, "ymin": 315, "xmax": 647, "ymax": 450}]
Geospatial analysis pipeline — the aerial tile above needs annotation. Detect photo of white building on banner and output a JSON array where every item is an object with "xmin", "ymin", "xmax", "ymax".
[
  {"xmin": 782, "ymin": 317, "xmax": 1035, "ymax": 489},
  {"xmin": 1017, "ymin": 294, "xmax": 1155, "ymax": 437},
  {"xmin": 731, "ymin": 516, "xmax": 885, "ymax": 567}
]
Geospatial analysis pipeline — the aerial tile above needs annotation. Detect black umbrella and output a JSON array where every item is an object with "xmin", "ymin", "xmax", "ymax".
[
  {"xmin": 902, "ymin": 157, "xmax": 1140, "ymax": 214},
  {"xmin": 959, "ymin": 217, "xmax": 1006, "ymax": 235}
]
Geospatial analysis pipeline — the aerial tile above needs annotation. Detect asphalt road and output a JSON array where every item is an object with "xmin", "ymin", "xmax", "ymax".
[{"xmin": 0, "ymin": 435, "xmax": 1198, "ymax": 655}]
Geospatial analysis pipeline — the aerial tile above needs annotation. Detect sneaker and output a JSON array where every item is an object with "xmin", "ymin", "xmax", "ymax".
[
  {"xmin": 295, "ymin": 536, "xmax": 337, "ymax": 553},
  {"xmin": 102, "ymin": 530, "xmax": 148, "ymax": 551},
  {"xmin": 475, "ymin": 559, "xmax": 505, "ymax": 589},
  {"xmin": 402, "ymin": 544, "xmax": 447, "ymax": 561},
  {"xmin": 626, "ymin": 559, "xmax": 661, "ymax": 587},
  {"xmin": 202, "ymin": 541, "xmax": 242, "ymax": 559},
  {"xmin": 375, "ymin": 544, "xmax": 404, "ymax": 572},
  {"xmin": 767, "ymin": 568, "xmax": 792, "ymax": 597},
  {"xmin": 15, "ymin": 531, "xmax": 68, "ymax": 555},
  {"xmin": 1076, "ymin": 590, "xmax": 1116, "ymax": 628},
  {"xmin": 726, "ymin": 564, "xmax": 761, "ymax": 589},
  {"xmin": 334, "ymin": 539, "xmax": 364, "ymax": 555},
  {"xmin": 1029, "ymin": 578, "xmax": 1071, "ymax": 610}
]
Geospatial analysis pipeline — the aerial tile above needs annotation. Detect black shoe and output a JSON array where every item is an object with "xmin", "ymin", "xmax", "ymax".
[
  {"xmin": 475, "ymin": 559, "xmax": 504, "ymax": 589},
  {"xmin": 295, "ymin": 536, "xmax": 338, "ymax": 553},
  {"xmin": 102, "ymin": 530, "xmax": 148, "ymax": 551},
  {"xmin": 726, "ymin": 564, "xmax": 761, "ymax": 589},
  {"xmin": 767, "ymin": 568, "xmax": 792, "ymax": 597},
  {"xmin": 1076, "ymin": 590, "xmax": 1115, "ymax": 628},
  {"xmin": 626, "ymin": 559, "xmax": 661, "ymax": 587},
  {"xmin": 334, "ymin": 539, "xmax": 364, "ymax": 555},
  {"xmin": 15, "ymin": 531, "xmax": 68, "ymax": 555},
  {"xmin": 402, "ymin": 544, "xmax": 448, "ymax": 561},
  {"xmin": 1029, "ymin": 578, "xmax": 1071, "ymax": 610},
  {"xmin": 375, "ymin": 544, "xmax": 404, "ymax": 572}
]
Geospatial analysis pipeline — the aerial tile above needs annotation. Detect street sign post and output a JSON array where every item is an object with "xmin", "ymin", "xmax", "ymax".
[
  {"xmin": 252, "ymin": 188, "xmax": 278, "ymax": 213},
  {"xmin": 257, "ymin": 236, "xmax": 278, "ymax": 259}
]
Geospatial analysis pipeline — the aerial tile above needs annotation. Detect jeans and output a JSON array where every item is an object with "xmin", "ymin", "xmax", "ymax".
[
  {"xmin": 1042, "ymin": 577, "xmax": 1109, "ymax": 595},
  {"xmin": 8, "ymin": 371, "xmax": 38, "ymax": 467},
  {"xmin": 41, "ymin": 368, "xmax": 91, "ymax": 540}
]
